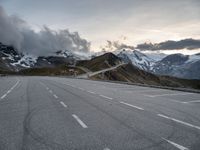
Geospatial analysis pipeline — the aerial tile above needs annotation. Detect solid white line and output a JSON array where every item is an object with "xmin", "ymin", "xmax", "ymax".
[
  {"xmin": 103, "ymin": 148, "xmax": 111, "ymax": 150},
  {"xmin": 162, "ymin": 138, "xmax": 189, "ymax": 150},
  {"xmin": 99, "ymin": 95, "xmax": 113, "ymax": 100},
  {"xmin": 53, "ymin": 94, "xmax": 58, "ymax": 99},
  {"xmin": 120, "ymin": 101, "xmax": 144, "ymax": 110},
  {"xmin": 60, "ymin": 101, "xmax": 67, "ymax": 108},
  {"xmin": 87, "ymin": 91, "xmax": 96, "ymax": 94},
  {"xmin": 7, "ymin": 90, "xmax": 11, "ymax": 94},
  {"xmin": 183, "ymin": 100, "xmax": 200, "ymax": 104},
  {"xmin": 1, "ymin": 94, "xmax": 7, "ymax": 99},
  {"xmin": 72, "ymin": 114, "xmax": 88, "ymax": 128},
  {"xmin": 1, "ymin": 79, "xmax": 20, "ymax": 100},
  {"xmin": 146, "ymin": 92, "xmax": 193, "ymax": 97},
  {"xmin": 158, "ymin": 114, "xmax": 200, "ymax": 130}
]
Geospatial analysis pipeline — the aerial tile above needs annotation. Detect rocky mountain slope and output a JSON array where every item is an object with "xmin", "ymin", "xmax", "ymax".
[
  {"xmin": 117, "ymin": 49, "xmax": 200, "ymax": 79},
  {"xmin": 0, "ymin": 43, "xmax": 89, "ymax": 72},
  {"xmin": 0, "ymin": 42, "xmax": 200, "ymax": 85},
  {"xmin": 76, "ymin": 53, "xmax": 122, "ymax": 72},
  {"xmin": 75, "ymin": 53, "xmax": 200, "ymax": 90}
]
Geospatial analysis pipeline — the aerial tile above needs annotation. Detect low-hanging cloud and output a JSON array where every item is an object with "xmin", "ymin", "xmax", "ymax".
[
  {"xmin": 136, "ymin": 39, "xmax": 200, "ymax": 51},
  {"xmin": 101, "ymin": 40, "xmax": 134, "ymax": 51},
  {"xmin": 0, "ymin": 6, "xmax": 90, "ymax": 56}
]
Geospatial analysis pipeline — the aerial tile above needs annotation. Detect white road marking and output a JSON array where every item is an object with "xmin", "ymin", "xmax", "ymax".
[
  {"xmin": 53, "ymin": 94, "xmax": 58, "ymax": 99},
  {"xmin": 158, "ymin": 114, "xmax": 200, "ymax": 130},
  {"xmin": 182, "ymin": 100, "xmax": 200, "ymax": 104},
  {"xmin": 1, "ymin": 94, "xmax": 7, "ymax": 99},
  {"xmin": 60, "ymin": 101, "xmax": 67, "ymax": 108},
  {"xmin": 87, "ymin": 90, "xmax": 96, "ymax": 94},
  {"xmin": 99, "ymin": 95, "xmax": 113, "ymax": 100},
  {"xmin": 120, "ymin": 101, "xmax": 144, "ymax": 110},
  {"xmin": 1, "ymin": 79, "xmax": 20, "ymax": 100},
  {"xmin": 145, "ymin": 92, "xmax": 193, "ymax": 97},
  {"xmin": 40, "ymin": 82, "xmax": 60, "ymax": 99},
  {"xmin": 103, "ymin": 148, "xmax": 111, "ymax": 150},
  {"xmin": 72, "ymin": 114, "xmax": 88, "ymax": 128},
  {"xmin": 162, "ymin": 138, "xmax": 189, "ymax": 150}
]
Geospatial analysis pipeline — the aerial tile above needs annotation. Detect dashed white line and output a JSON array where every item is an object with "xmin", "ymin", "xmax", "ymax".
[
  {"xmin": 145, "ymin": 92, "xmax": 193, "ymax": 97},
  {"xmin": 182, "ymin": 100, "xmax": 200, "ymax": 104},
  {"xmin": 103, "ymin": 148, "xmax": 111, "ymax": 150},
  {"xmin": 1, "ymin": 79, "xmax": 20, "ymax": 100},
  {"xmin": 1, "ymin": 94, "xmax": 7, "ymax": 99},
  {"xmin": 72, "ymin": 114, "xmax": 88, "ymax": 128},
  {"xmin": 40, "ymin": 82, "xmax": 59, "ymax": 99},
  {"xmin": 60, "ymin": 101, "xmax": 67, "ymax": 108},
  {"xmin": 162, "ymin": 138, "xmax": 189, "ymax": 150},
  {"xmin": 53, "ymin": 94, "xmax": 58, "ymax": 99},
  {"xmin": 120, "ymin": 101, "xmax": 144, "ymax": 110},
  {"xmin": 87, "ymin": 91, "xmax": 96, "ymax": 94},
  {"xmin": 158, "ymin": 114, "xmax": 200, "ymax": 130},
  {"xmin": 49, "ymin": 90, "xmax": 53, "ymax": 94},
  {"xmin": 99, "ymin": 95, "xmax": 113, "ymax": 100}
]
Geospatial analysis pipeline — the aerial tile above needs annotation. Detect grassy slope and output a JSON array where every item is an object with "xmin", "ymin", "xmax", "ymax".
[
  {"xmin": 76, "ymin": 53, "xmax": 122, "ymax": 72},
  {"xmin": 91, "ymin": 63, "xmax": 200, "ymax": 90}
]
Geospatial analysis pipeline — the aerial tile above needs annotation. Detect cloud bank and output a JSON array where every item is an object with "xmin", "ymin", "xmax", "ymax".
[
  {"xmin": 0, "ymin": 6, "xmax": 90, "ymax": 56},
  {"xmin": 136, "ymin": 39, "xmax": 200, "ymax": 51},
  {"xmin": 101, "ymin": 40, "xmax": 134, "ymax": 51}
]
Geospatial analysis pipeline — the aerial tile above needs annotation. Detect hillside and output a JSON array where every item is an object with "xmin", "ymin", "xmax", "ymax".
[
  {"xmin": 76, "ymin": 53, "xmax": 122, "ymax": 71},
  {"xmin": 90, "ymin": 63, "xmax": 200, "ymax": 90}
]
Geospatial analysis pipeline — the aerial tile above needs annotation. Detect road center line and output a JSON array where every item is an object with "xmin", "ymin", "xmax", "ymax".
[
  {"xmin": 103, "ymin": 148, "xmax": 111, "ymax": 150},
  {"xmin": 1, "ymin": 79, "xmax": 20, "ymax": 100},
  {"xmin": 1, "ymin": 94, "xmax": 7, "ymax": 99},
  {"xmin": 99, "ymin": 95, "xmax": 113, "ymax": 100},
  {"xmin": 158, "ymin": 114, "xmax": 200, "ymax": 130},
  {"xmin": 162, "ymin": 138, "xmax": 189, "ymax": 150},
  {"xmin": 53, "ymin": 94, "xmax": 58, "ymax": 99},
  {"xmin": 120, "ymin": 101, "xmax": 144, "ymax": 110},
  {"xmin": 72, "ymin": 114, "xmax": 88, "ymax": 128},
  {"xmin": 183, "ymin": 100, "xmax": 200, "ymax": 104},
  {"xmin": 87, "ymin": 90, "xmax": 96, "ymax": 94},
  {"xmin": 60, "ymin": 101, "xmax": 67, "ymax": 108}
]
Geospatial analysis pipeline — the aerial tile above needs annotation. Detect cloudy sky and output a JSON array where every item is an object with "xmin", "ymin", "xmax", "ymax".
[{"xmin": 1, "ymin": 0, "xmax": 200, "ymax": 53}]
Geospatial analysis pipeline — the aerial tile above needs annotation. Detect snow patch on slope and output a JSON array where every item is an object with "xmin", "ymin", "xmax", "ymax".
[{"xmin": 11, "ymin": 54, "xmax": 37, "ymax": 68}]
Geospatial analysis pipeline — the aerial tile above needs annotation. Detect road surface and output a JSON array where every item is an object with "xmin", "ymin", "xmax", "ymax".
[{"xmin": 0, "ymin": 76, "xmax": 200, "ymax": 150}]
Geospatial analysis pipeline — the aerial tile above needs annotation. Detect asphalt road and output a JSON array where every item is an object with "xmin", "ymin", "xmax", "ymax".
[{"xmin": 0, "ymin": 76, "xmax": 200, "ymax": 150}]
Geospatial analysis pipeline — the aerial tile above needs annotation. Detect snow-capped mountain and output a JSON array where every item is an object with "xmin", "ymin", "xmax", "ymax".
[
  {"xmin": 117, "ymin": 49, "xmax": 157, "ymax": 71},
  {"xmin": 0, "ymin": 43, "xmax": 89, "ymax": 71},
  {"xmin": 152, "ymin": 53, "xmax": 200, "ymax": 79},
  {"xmin": 116, "ymin": 49, "xmax": 200, "ymax": 79},
  {"xmin": 1, "ymin": 42, "xmax": 200, "ymax": 79}
]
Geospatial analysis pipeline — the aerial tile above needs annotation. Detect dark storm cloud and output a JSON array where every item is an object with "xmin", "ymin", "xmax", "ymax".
[
  {"xmin": 136, "ymin": 39, "xmax": 200, "ymax": 51},
  {"xmin": 0, "ymin": 5, "xmax": 90, "ymax": 56}
]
